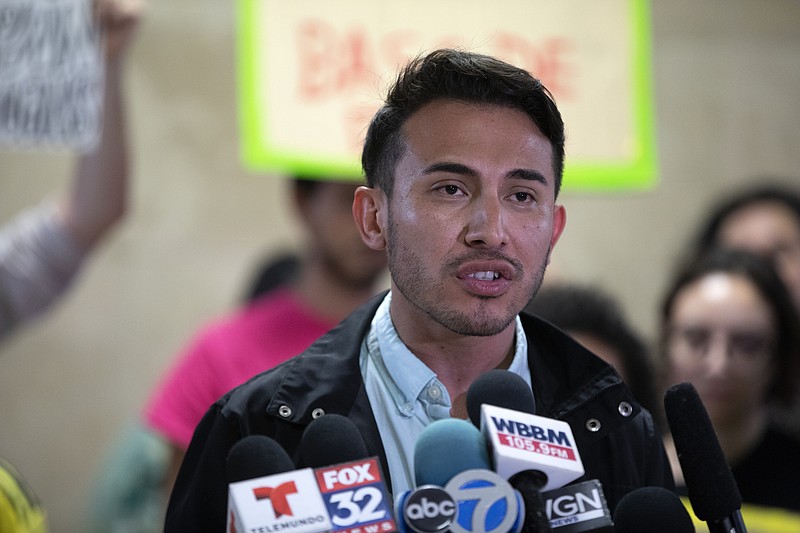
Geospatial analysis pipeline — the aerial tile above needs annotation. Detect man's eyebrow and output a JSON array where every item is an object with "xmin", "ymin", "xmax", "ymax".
[
  {"xmin": 423, "ymin": 163, "xmax": 548, "ymax": 186},
  {"xmin": 508, "ymin": 168, "xmax": 548, "ymax": 185},
  {"xmin": 422, "ymin": 162, "xmax": 476, "ymax": 177}
]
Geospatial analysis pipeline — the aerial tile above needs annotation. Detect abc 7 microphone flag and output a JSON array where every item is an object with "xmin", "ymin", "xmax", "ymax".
[
  {"xmin": 227, "ymin": 457, "xmax": 397, "ymax": 533},
  {"xmin": 398, "ymin": 469, "xmax": 523, "ymax": 533}
]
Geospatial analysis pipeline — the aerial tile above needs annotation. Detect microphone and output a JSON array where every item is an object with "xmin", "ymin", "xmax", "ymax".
[
  {"xmin": 413, "ymin": 417, "xmax": 491, "ymax": 487},
  {"xmin": 467, "ymin": 369, "xmax": 537, "ymax": 428},
  {"xmin": 399, "ymin": 418, "xmax": 524, "ymax": 533},
  {"xmin": 226, "ymin": 417, "xmax": 397, "ymax": 533},
  {"xmin": 226, "ymin": 434, "xmax": 295, "ymax": 482},
  {"xmin": 300, "ymin": 414, "xmax": 397, "ymax": 533},
  {"xmin": 225, "ymin": 435, "xmax": 333, "ymax": 533},
  {"xmin": 300, "ymin": 413, "xmax": 370, "ymax": 467},
  {"xmin": 467, "ymin": 371, "xmax": 586, "ymax": 533},
  {"xmin": 664, "ymin": 382, "xmax": 747, "ymax": 533},
  {"xmin": 539, "ymin": 480, "xmax": 613, "ymax": 532},
  {"xmin": 467, "ymin": 370, "xmax": 584, "ymax": 491},
  {"xmin": 613, "ymin": 486, "xmax": 695, "ymax": 533}
]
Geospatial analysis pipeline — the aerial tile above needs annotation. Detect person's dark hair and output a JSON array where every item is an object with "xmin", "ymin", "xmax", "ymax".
[
  {"xmin": 362, "ymin": 48, "xmax": 565, "ymax": 198},
  {"xmin": 239, "ymin": 176, "xmax": 324, "ymax": 303},
  {"xmin": 292, "ymin": 176, "xmax": 325, "ymax": 198},
  {"xmin": 525, "ymin": 284, "xmax": 658, "ymax": 417},
  {"xmin": 241, "ymin": 252, "xmax": 301, "ymax": 303},
  {"xmin": 692, "ymin": 183, "xmax": 800, "ymax": 256},
  {"xmin": 660, "ymin": 247, "xmax": 800, "ymax": 406}
]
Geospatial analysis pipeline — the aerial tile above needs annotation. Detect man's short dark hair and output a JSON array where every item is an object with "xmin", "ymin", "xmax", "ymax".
[{"xmin": 361, "ymin": 48, "xmax": 565, "ymax": 198}]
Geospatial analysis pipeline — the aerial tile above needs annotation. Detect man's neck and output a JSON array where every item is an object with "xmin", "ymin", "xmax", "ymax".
[
  {"xmin": 294, "ymin": 261, "xmax": 380, "ymax": 323},
  {"xmin": 392, "ymin": 317, "xmax": 517, "ymax": 420}
]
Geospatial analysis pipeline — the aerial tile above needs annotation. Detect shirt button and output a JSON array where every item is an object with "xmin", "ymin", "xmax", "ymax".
[
  {"xmin": 278, "ymin": 405, "xmax": 293, "ymax": 418},
  {"xmin": 428, "ymin": 385, "xmax": 442, "ymax": 400},
  {"xmin": 585, "ymin": 418, "xmax": 602, "ymax": 432},
  {"xmin": 311, "ymin": 408, "xmax": 326, "ymax": 419}
]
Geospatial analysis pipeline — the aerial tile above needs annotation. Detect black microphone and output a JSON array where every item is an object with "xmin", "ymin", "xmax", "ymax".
[
  {"xmin": 225, "ymin": 435, "xmax": 301, "ymax": 530},
  {"xmin": 298, "ymin": 414, "xmax": 397, "ymax": 533},
  {"xmin": 467, "ymin": 369, "xmax": 537, "ymax": 427},
  {"xmin": 300, "ymin": 413, "xmax": 369, "ymax": 468},
  {"xmin": 664, "ymin": 382, "xmax": 747, "ymax": 533},
  {"xmin": 613, "ymin": 486, "xmax": 695, "ymax": 533},
  {"xmin": 226, "ymin": 434, "xmax": 295, "ymax": 483}
]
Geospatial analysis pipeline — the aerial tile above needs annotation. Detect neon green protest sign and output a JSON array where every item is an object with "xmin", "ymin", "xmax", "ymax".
[{"xmin": 238, "ymin": 0, "xmax": 657, "ymax": 190}]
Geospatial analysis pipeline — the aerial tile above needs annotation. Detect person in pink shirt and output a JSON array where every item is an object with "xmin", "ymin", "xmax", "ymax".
[
  {"xmin": 143, "ymin": 287, "xmax": 338, "ymax": 450},
  {"xmin": 86, "ymin": 177, "xmax": 387, "ymax": 532},
  {"xmin": 150, "ymin": 175, "xmax": 387, "ymax": 466}
]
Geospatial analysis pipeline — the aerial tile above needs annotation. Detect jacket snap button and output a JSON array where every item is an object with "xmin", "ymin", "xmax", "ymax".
[
  {"xmin": 618, "ymin": 402, "xmax": 633, "ymax": 417},
  {"xmin": 585, "ymin": 418, "xmax": 601, "ymax": 432},
  {"xmin": 278, "ymin": 405, "xmax": 293, "ymax": 418},
  {"xmin": 311, "ymin": 408, "xmax": 326, "ymax": 419}
]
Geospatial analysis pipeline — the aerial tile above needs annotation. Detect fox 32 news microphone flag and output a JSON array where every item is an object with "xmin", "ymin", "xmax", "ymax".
[{"xmin": 227, "ymin": 457, "xmax": 396, "ymax": 533}]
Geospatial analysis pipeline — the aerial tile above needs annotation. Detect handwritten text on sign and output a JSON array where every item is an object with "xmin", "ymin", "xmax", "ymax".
[
  {"xmin": 239, "ymin": 0, "xmax": 656, "ymax": 189},
  {"xmin": 0, "ymin": 0, "xmax": 102, "ymax": 151}
]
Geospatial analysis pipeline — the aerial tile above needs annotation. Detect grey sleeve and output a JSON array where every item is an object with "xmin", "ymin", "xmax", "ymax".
[{"xmin": 0, "ymin": 201, "xmax": 86, "ymax": 338}]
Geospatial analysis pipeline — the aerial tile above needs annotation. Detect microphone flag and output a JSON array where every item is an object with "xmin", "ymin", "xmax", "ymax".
[
  {"xmin": 480, "ymin": 404, "xmax": 584, "ymax": 491},
  {"xmin": 228, "ymin": 457, "xmax": 396, "ymax": 533}
]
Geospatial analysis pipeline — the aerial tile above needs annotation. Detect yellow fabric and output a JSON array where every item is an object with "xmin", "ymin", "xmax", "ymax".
[
  {"xmin": 0, "ymin": 458, "xmax": 47, "ymax": 533},
  {"xmin": 681, "ymin": 496, "xmax": 800, "ymax": 533}
]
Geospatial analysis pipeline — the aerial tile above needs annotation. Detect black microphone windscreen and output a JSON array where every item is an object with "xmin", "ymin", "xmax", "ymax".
[
  {"xmin": 613, "ymin": 486, "xmax": 695, "ymax": 533},
  {"xmin": 466, "ymin": 369, "xmax": 536, "ymax": 427},
  {"xmin": 663, "ymin": 382, "xmax": 742, "ymax": 522},
  {"xmin": 226, "ymin": 435, "xmax": 295, "ymax": 483},
  {"xmin": 300, "ymin": 413, "xmax": 369, "ymax": 468}
]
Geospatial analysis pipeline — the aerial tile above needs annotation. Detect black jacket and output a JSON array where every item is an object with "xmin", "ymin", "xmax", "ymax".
[{"xmin": 165, "ymin": 292, "xmax": 673, "ymax": 531}]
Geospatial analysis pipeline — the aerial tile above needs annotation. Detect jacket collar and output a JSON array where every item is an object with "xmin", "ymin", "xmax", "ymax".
[
  {"xmin": 264, "ymin": 291, "xmax": 386, "ymax": 424},
  {"xmin": 520, "ymin": 311, "xmax": 641, "ymax": 448},
  {"xmin": 265, "ymin": 292, "xmax": 639, "ymax": 449}
]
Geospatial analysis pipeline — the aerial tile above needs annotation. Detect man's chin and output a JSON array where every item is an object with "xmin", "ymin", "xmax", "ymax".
[{"xmin": 437, "ymin": 312, "xmax": 516, "ymax": 337}]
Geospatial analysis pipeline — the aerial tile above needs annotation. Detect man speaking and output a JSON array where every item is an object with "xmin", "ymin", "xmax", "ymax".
[{"xmin": 164, "ymin": 48, "xmax": 673, "ymax": 531}]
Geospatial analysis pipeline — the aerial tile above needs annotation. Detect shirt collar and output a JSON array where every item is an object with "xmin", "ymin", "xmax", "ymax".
[{"xmin": 370, "ymin": 291, "xmax": 531, "ymax": 416}]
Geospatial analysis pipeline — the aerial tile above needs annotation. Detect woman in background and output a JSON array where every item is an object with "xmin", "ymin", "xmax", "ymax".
[{"xmin": 658, "ymin": 248, "xmax": 800, "ymax": 512}]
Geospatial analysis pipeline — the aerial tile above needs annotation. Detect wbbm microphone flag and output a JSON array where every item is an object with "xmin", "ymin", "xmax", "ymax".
[
  {"xmin": 480, "ymin": 404, "xmax": 584, "ymax": 491},
  {"xmin": 228, "ymin": 457, "xmax": 396, "ymax": 533}
]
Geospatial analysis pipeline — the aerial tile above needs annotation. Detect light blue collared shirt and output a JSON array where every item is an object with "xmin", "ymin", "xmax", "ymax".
[{"xmin": 359, "ymin": 291, "xmax": 532, "ymax": 497}]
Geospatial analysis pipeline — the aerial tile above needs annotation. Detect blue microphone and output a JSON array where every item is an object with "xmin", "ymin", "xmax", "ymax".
[{"xmin": 397, "ymin": 418, "xmax": 524, "ymax": 533}]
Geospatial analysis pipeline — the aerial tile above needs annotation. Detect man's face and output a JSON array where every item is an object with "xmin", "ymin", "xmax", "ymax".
[{"xmin": 383, "ymin": 100, "xmax": 566, "ymax": 337}]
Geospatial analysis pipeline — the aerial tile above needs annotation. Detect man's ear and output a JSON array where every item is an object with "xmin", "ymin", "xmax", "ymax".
[
  {"xmin": 353, "ymin": 186, "xmax": 387, "ymax": 251},
  {"xmin": 550, "ymin": 204, "xmax": 567, "ymax": 251}
]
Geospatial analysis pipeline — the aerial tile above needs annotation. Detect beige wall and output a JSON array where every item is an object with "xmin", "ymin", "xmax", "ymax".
[{"xmin": 1, "ymin": 1, "xmax": 798, "ymax": 530}]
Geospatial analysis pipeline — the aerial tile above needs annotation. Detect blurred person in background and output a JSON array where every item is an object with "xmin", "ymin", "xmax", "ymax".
[
  {"xmin": 0, "ymin": 0, "xmax": 142, "ymax": 531},
  {"xmin": 658, "ymin": 248, "xmax": 800, "ymax": 517},
  {"xmin": 87, "ymin": 176, "xmax": 388, "ymax": 532},
  {"xmin": 688, "ymin": 183, "xmax": 800, "ymax": 440},
  {"xmin": 525, "ymin": 283, "xmax": 659, "ymax": 421},
  {"xmin": 240, "ymin": 251, "xmax": 300, "ymax": 303},
  {"xmin": 690, "ymin": 182, "xmax": 800, "ymax": 317}
]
